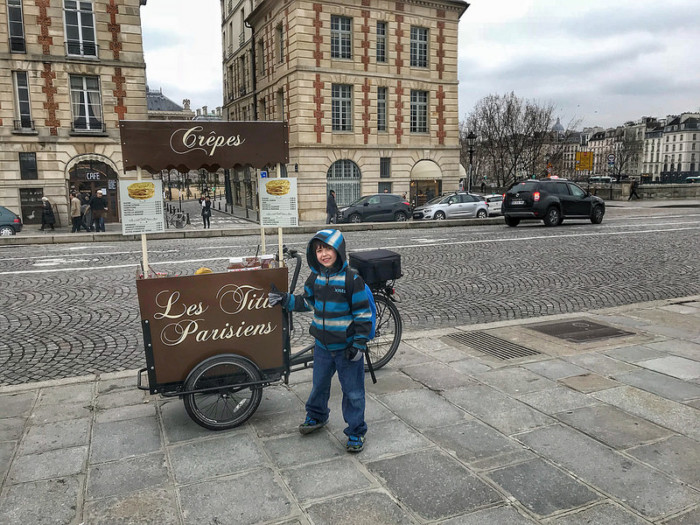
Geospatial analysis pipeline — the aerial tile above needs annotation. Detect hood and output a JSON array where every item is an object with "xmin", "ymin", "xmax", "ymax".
[{"xmin": 306, "ymin": 229, "xmax": 347, "ymax": 275}]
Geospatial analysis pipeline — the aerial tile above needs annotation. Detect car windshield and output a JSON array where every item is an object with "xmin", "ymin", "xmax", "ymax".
[
  {"xmin": 507, "ymin": 181, "xmax": 538, "ymax": 193},
  {"xmin": 425, "ymin": 196, "xmax": 445, "ymax": 205},
  {"xmin": 348, "ymin": 196, "xmax": 370, "ymax": 206}
]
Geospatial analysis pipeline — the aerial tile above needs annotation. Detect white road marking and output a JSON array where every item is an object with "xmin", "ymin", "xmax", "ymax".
[{"xmin": 2, "ymin": 225, "xmax": 698, "ymax": 275}]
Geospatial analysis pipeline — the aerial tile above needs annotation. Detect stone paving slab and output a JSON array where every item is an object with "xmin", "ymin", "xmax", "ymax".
[
  {"xmin": 517, "ymin": 424, "xmax": 698, "ymax": 520},
  {"xmin": 545, "ymin": 501, "xmax": 649, "ymax": 524},
  {"xmin": 522, "ymin": 359, "xmax": 589, "ymax": 380},
  {"xmin": 83, "ymin": 487, "xmax": 181, "ymax": 525},
  {"xmin": 637, "ymin": 355, "xmax": 700, "ymax": 380},
  {"xmin": 8, "ymin": 445, "xmax": 87, "ymax": 483},
  {"xmin": 441, "ymin": 505, "xmax": 537, "ymax": 524},
  {"xmin": 487, "ymin": 458, "xmax": 601, "ymax": 518},
  {"xmin": 662, "ymin": 506, "xmax": 700, "ymax": 525},
  {"xmin": 367, "ymin": 449, "xmax": 503, "ymax": 521},
  {"xmin": 627, "ymin": 435, "xmax": 700, "ymax": 488},
  {"xmin": 281, "ymin": 457, "xmax": 372, "ymax": 503},
  {"xmin": 614, "ymin": 368, "xmax": 700, "ymax": 402},
  {"xmin": 474, "ymin": 367, "xmax": 557, "ymax": 395},
  {"xmin": 86, "ymin": 452, "xmax": 167, "ymax": 500},
  {"xmin": 401, "ymin": 361, "xmax": 476, "ymax": 391},
  {"xmin": 603, "ymin": 344, "xmax": 668, "ymax": 363},
  {"xmin": 0, "ymin": 476, "xmax": 82, "ymax": 525},
  {"xmin": 517, "ymin": 386, "xmax": 597, "ymax": 414},
  {"xmin": 304, "ymin": 491, "xmax": 414, "ymax": 525},
  {"xmin": 558, "ymin": 373, "xmax": 620, "ymax": 393},
  {"xmin": 378, "ymin": 388, "xmax": 471, "ymax": 430}
]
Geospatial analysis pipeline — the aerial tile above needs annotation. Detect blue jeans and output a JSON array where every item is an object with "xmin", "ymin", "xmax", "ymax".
[{"xmin": 306, "ymin": 343, "xmax": 367, "ymax": 437}]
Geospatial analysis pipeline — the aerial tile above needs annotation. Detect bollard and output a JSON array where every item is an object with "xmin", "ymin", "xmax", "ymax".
[
  {"xmin": 218, "ymin": 201, "xmax": 221, "ymax": 210},
  {"xmin": 186, "ymin": 212, "xmax": 191, "ymax": 225}
]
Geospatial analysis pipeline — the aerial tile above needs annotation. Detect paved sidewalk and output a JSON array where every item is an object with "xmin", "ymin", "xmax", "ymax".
[{"xmin": 1, "ymin": 297, "xmax": 699, "ymax": 524}]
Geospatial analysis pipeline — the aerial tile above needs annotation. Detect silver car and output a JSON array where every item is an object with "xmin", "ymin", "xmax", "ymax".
[{"xmin": 412, "ymin": 192, "xmax": 488, "ymax": 220}]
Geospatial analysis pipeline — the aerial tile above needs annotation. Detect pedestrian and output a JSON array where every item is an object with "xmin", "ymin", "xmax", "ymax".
[
  {"xmin": 268, "ymin": 229, "xmax": 372, "ymax": 453},
  {"xmin": 480, "ymin": 181, "xmax": 486, "ymax": 193},
  {"xmin": 40, "ymin": 197, "xmax": 55, "ymax": 231},
  {"xmin": 326, "ymin": 190, "xmax": 338, "ymax": 224},
  {"xmin": 69, "ymin": 192, "xmax": 83, "ymax": 233},
  {"xmin": 202, "ymin": 195, "xmax": 212, "ymax": 228},
  {"xmin": 89, "ymin": 190, "xmax": 108, "ymax": 232},
  {"xmin": 628, "ymin": 179, "xmax": 640, "ymax": 200}
]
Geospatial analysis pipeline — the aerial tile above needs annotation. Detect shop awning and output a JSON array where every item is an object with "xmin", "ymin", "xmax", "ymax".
[
  {"xmin": 119, "ymin": 120, "xmax": 289, "ymax": 174},
  {"xmin": 410, "ymin": 160, "xmax": 443, "ymax": 180}
]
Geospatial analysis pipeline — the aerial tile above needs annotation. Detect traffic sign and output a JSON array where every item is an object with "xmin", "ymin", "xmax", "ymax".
[
  {"xmin": 260, "ymin": 170, "xmax": 268, "ymax": 178},
  {"xmin": 607, "ymin": 154, "xmax": 615, "ymax": 162}
]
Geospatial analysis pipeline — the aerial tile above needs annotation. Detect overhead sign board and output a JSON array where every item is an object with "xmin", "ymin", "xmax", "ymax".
[{"xmin": 575, "ymin": 152, "xmax": 593, "ymax": 171}]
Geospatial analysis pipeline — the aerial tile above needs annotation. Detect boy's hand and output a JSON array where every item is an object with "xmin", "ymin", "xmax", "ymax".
[
  {"xmin": 268, "ymin": 284, "xmax": 288, "ymax": 307},
  {"xmin": 345, "ymin": 346, "xmax": 364, "ymax": 362}
]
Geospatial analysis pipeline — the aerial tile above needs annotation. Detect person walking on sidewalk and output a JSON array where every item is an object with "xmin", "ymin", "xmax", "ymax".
[
  {"xmin": 89, "ymin": 190, "xmax": 108, "ymax": 232},
  {"xmin": 40, "ymin": 197, "xmax": 55, "ymax": 231},
  {"xmin": 326, "ymin": 190, "xmax": 338, "ymax": 224},
  {"xmin": 268, "ymin": 229, "xmax": 372, "ymax": 453},
  {"xmin": 201, "ymin": 195, "xmax": 212, "ymax": 228},
  {"xmin": 628, "ymin": 179, "xmax": 640, "ymax": 200},
  {"xmin": 69, "ymin": 192, "xmax": 83, "ymax": 232}
]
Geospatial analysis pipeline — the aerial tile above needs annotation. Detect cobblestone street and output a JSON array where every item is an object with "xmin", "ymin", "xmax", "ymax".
[{"xmin": 1, "ymin": 207, "xmax": 698, "ymax": 385}]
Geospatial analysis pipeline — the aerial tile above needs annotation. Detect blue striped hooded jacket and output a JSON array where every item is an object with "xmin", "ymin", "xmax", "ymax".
[{"xmin": 286, "ymin": 229, "xmax": 372, "ymax": 352}]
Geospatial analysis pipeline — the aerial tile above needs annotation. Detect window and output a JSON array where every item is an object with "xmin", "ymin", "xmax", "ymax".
[
  {"xmin": 258, "ymin": 41, "xmax": 265, "ymax": 75},
  {"xmin": 376, "ymin": 21, "xmax": 387, "ymax": 63},
  {"xmin": 64, "ymin": 1, "xmax": 97, "ymax": 56},
  {"xmin": 276, "ymin": 24, "xmax": 284, "ymax": 63},
  {"xmin": 7, "ymin": 0, "xmax": 25, "ymax": 53},
  {"xmin": 276, "ymin": 89, "xmax": 284, "ymax": 120},
  {"xmin": 327, "ymin": 159, "xmax": 361, "ymax": 206},
  {"xmin": 378, "ymin": 182, "xmax": 392, "ymax": 193},
  {"xmin": 331, "ymin": 15, "xmax": 352, "ymax": 59},
  {"xmin": 13, "ymin": 71, "xmax": 32, "ymax": 129},
  {"xmin": 410, "ymin": 90, "xmax": 428, "ymax": 133},
  {"xmin": 377, "ymin": 87, "xmax": 387, "ymax": 132},
  {"xmin": 380, "ymin": 157, "xmax": 391, "ymax": 178},
  {"xmin": 332, "ymin": 84, "xmax": 352, "ymax": 131},
  {"xmin": 569, "ymin": 184, "xmax": 586, "ymax": 198},
  {"xmin": 69, "ymin": 75, "xmax": 103, "ymax": 131},
  {"xmin": 19, "ymin": 152, "xmax": 38, "ymax": 180},
  {"xmin": 410, "ymin": 26, "xmax": 428, "ymax": 68}
]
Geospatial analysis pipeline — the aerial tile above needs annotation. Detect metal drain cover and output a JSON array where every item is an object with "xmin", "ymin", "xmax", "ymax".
[
  {"xmin": 445, "ymin": 331, "xmax": 540, "ymax": 360},
  {"xmin": 528, "ymin": 319, "xmax": 633, "ymax": 343}
]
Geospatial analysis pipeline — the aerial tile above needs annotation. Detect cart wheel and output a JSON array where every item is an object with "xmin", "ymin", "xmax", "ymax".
[
  {"xmin": 183, "ymin": 354, "xmax": 263, "ymax": 430},
  {"xmin": 366, "ymin": 295, "xmax": 402, "ymax": 371}
]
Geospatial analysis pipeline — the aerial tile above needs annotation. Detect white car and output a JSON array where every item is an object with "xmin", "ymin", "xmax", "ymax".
[
  {"xmin": 483, "ymin": 194, "xmax": 503, "ymax": 216},
  {"xmin": 412, "ymin": 192, "xmax": 488, "ymax": 220}
]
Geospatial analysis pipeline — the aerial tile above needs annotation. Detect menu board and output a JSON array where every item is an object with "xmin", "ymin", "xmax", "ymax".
[
  {"xmin": 259, "ymin": 176, "xmax": 298, "ymax": 227},
  {"xmin": 119, "ymin": 179, "xmax": 165, "ymax": 235}
]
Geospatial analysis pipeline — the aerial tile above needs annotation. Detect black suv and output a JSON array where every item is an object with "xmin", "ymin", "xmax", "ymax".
[
  {"xmin": 338, "ymin": 194, "xmax": 411, "ymax": 223},
  {"xmin": 502, "ymin": 178, "xmax": 605, "ymax": 227}
]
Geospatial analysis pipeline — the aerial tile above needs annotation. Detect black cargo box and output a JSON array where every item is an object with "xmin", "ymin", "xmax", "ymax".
[{"xmin": 348, "ymin": 249, "xmax": 402, "ymax": 285}]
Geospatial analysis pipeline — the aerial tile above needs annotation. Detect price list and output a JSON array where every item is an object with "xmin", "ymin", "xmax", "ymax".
[
  {"xmin": 119, "ymin": 179, "xmax": 165, "ymax": 235},
  {"xmin": 259, "ymin": 177, "xmax": 299, "ymax": 227}
]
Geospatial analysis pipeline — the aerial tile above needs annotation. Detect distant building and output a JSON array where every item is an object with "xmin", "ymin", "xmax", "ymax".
[
  {"xmin": 0, "ymin": 0, "xmax": 148, "ymax": 226},
  {"xmin": 146, "ymin": 87, "xmax": 195, "ymax": 120},
  {"xmin": 659, "ymin": 113, "xmax": 700, "ymax": 182},
  {"xmin": 222, "ymin": 0, "xmax": 469, "ymax": 219}
]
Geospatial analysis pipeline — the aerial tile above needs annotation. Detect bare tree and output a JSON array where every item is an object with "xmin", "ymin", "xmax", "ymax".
[
  {"xmin": 611, "ymin": 127, "xmax": 643, "ymax": 179},
  {"xmin": 461, "ymin": 92, "xmax": 556, "ymax": 188}
]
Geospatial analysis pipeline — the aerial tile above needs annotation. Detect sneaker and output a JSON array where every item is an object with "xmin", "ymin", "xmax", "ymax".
[
  {"xmin": 346, "ymin": 435, "xmax": 365, "ymax": 453},
  {"xmin": 298, "ymin": 416, "xmax": 327, "ymax": 435}
]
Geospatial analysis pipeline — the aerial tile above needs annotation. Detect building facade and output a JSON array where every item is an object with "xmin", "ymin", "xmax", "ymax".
[
  {"xmin": 222, "ymin": 0, "xmax": 468, "ymax": 220},
  {"xmin": 0, "ymin": 0, "xmax": 147, "ymax": 227},
  {"xmin": 658, "ymin": 113, "xmax": 700, "ymax": 183}
]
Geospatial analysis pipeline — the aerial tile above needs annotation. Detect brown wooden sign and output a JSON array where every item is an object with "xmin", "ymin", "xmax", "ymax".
[
  {"xmin": 136, "ymin": 268, "xmax": 288, "ymax": 385},
  {"xmin": 119, "ymin": 120, "xmax": 289, "ymax": 173}
]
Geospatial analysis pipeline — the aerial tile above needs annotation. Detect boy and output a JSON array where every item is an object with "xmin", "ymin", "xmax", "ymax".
[{"xmin": 268, "ymin": 229, "xmax": 372, "ymax": 452}]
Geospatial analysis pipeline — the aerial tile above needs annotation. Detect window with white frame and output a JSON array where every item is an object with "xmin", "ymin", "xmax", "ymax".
[
  {"xmin": 69, "ymin": 75, "xmax": 103, "ymax": 131},
  {"xmin": 377, "ymin": 87, "xmax": 387, "ymax": 132},
  {"xmin": 276, "ymin": 24, "xmax": 284, "ymax": 63},
  {"xmin": 64, "ymin": 0, "xmax": 97, "ymax": 56},
  {"xmin": 410, "ymin": 26, "xmax": 428, "ymax": 68},
  {"xmin": 332, "ymin": 84, "xmax": 352, "ymax": 131},
  {"xmin": 410, "ymin": 90, "xmax": 428, "ymax": 133},
  {"xmin": 13, "ymin": 71, "xmax": 32, "ymax": 129},
  {"xmin": 376, "ymin": 21, "xmax": 387, "ymax": 63},
  {"xmin": 7, "ymin": 0, "xmax": 26, "ymax": 53},
  {"xmin": 327, "ymin": 159, "xmax": 361, "ymax": 206},
  {"xmin": 331, "ymin": 15, "xmax": 352, "ymax": 59}
]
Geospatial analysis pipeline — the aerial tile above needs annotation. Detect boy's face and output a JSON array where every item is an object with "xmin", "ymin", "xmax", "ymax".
[{"xmin": 315, "ymin": 243, "xmax": 337, "ymax": 269}]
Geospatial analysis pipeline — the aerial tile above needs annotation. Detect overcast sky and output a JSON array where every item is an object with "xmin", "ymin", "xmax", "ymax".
[{"xmin": 141, "ymin": 0, "xmax": 700, "ymax": 129}]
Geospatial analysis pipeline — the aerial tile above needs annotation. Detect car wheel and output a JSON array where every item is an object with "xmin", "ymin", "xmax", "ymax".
[
  {"xmin": 394, "ymin": 211, "xmax": 407, "ymax": 222},
  {"xmin": 476, "ymin": 209, "xmax": 487, "ymax": 219},
  {"xmin": 434, "ymin": 211, "xmax": 446, "ymax": 220},
  {"xmin": 0, "ymin": 225, "xmax": 15, "ymax": 236},
  {"xmin": 349, "ymin": 213, "xmax": 362, "ymax": 224},
  {"xmin": 543, "ymin": 206, "xmax": 560, "ymax": 227},
  {"xmin": 591, "ymin": 206, "xmax": 604, "ymax": 224},
  {"xmin": 504, "ymin": 216, "xmax": 520, "ymax": 227}
]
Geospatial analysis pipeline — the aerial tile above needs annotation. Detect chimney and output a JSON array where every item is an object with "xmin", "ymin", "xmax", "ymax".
[
  {"xmin": 196, "ymin": 109, "xmax": 201, "ymax": 116},
  {"xmin": 203, "ymin": 105, "xmax": 208, "ymax": 115}
]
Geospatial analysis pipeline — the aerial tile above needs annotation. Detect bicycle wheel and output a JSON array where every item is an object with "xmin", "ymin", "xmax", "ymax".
[
  {"xmin": 183, "ymin": 354, "xmax": 263, "ymax": 430},
  {"xmin": 366, "ymin": 294, "xmax": 402, "ymax": 371}
]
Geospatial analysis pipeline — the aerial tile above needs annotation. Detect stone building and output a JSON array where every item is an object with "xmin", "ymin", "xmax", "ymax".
[
  {"xmin": 0, "ymin": 0, "xmax": 147, "ymax": 227},
  {"xmin": 658, "ymin": 113, "xmax": 700, "ymax": 183},
  {"xmin": 222, "ymin": 0, "xmax": 469, "ymax": 220}
]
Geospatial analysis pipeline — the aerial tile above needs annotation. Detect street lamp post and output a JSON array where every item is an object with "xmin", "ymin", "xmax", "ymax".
[{"xmin": 467, "ymin": 131, "xmax": 477, "ymax": 192}]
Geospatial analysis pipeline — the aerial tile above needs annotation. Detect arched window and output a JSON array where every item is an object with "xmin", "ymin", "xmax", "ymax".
[{"xmin": 327, "ymin": 160, "xmax": 361, "ymax": 206}]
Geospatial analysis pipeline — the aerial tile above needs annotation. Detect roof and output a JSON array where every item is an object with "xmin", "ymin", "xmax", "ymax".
[{"xmin": 146, "ymin": 87, "xmax": 184, "ymax": 112}]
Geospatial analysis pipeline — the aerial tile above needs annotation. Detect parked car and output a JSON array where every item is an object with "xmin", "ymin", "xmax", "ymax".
[
  {"xmin": 412, "ymin": 192, "xmax": 488, "ymax": 220},
  {"xmin": 483, "ymin": 194, "xmax": 503, "ymax": 216},
  {"xmin": 502, "ymin": 178, "xmax": 605, "ymax": 227},
  {"xmin": 337, "ymin": 194, "xmax": 411, "ymax": 223},
  {"xmin": 0, "ymin": 205, "xmax": 23, "ymax": 235}
]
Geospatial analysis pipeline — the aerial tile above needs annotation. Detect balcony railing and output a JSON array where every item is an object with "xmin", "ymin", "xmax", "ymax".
[
  {"xmin": 71, "ymin": 119, "xmax": 106, "ymax": 134},
  {"xmin": 13, "ymin": 118, "xmax": 35, "ymax": 132},
  {"xmin": 66, "ymin": 40, "xmax": 99, "ymax": 58}
]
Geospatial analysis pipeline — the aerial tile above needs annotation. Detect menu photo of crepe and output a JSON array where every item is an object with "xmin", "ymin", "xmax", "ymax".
[
  {"xmin": 127, "ymin": 182, "xmax": 156, "ymax": 200},
  {"xmin": 265, "ymin": 179, "xmax": 291, "ymax": 196}
]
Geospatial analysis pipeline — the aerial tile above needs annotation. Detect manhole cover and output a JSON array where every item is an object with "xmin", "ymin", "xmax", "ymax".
[
  {"xmin": 445, "ymin": 331, "xmax": 540, "ymax": 360},
  {"xmin": 528, "ymin": 319, "xmax": 633, "ymax": 343}
]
